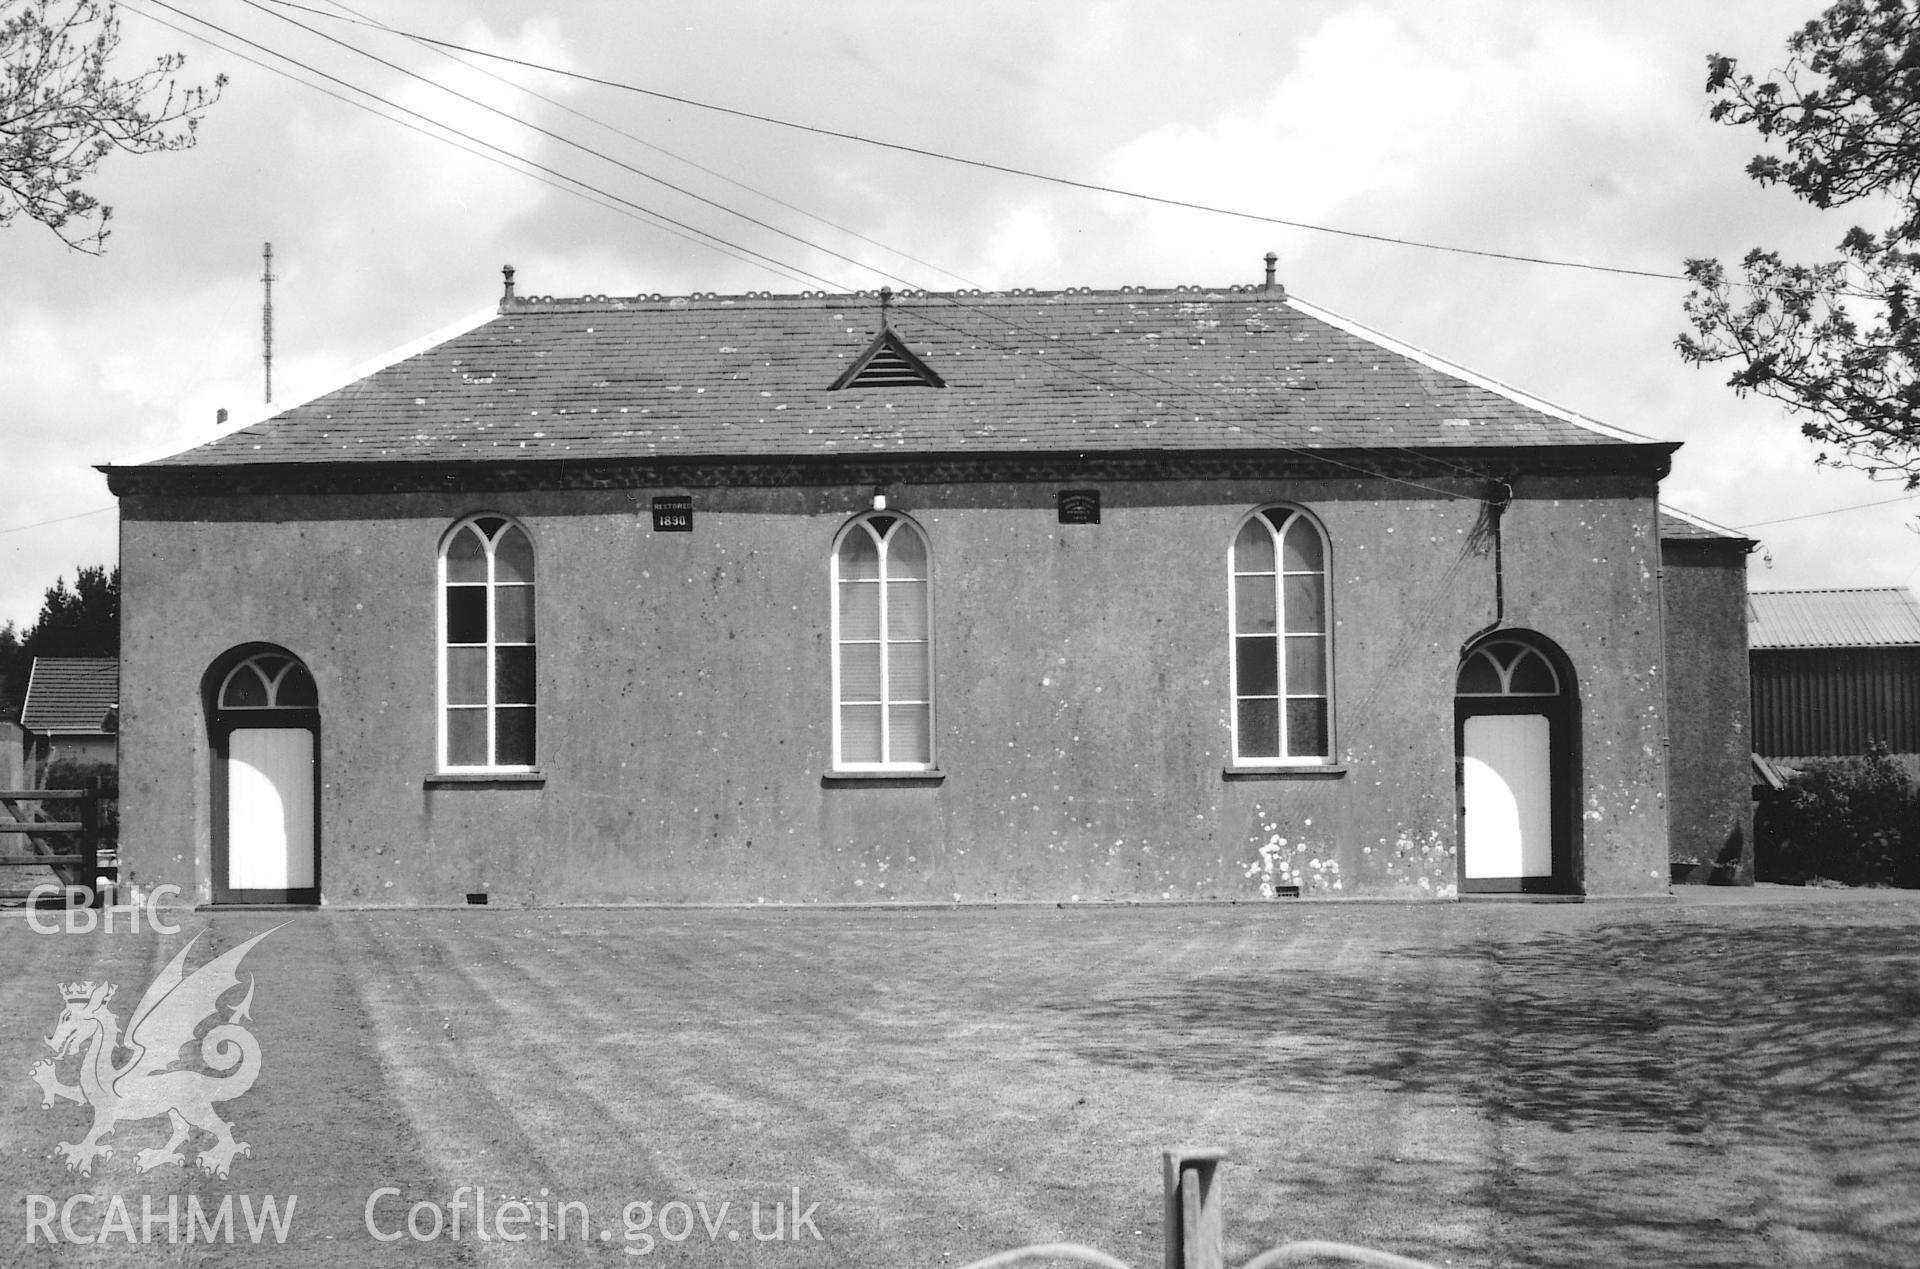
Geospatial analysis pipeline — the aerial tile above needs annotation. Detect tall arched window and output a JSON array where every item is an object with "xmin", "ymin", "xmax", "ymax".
[
  {"xmin": 1229, "ymin": 505, "xmax": 1332, "ymax": 763},
  {"xmin": 440, "ymin": 515, "xmax": 536, "ymax": 770},
  {"xmin": 832, "ymin": 513, "xmax": 933, "ymax": 770}
]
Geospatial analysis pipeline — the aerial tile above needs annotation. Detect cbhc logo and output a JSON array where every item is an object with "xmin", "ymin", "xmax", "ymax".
[{"xmin": 26, "ymin": 885, "xmax": 183, "ymax": 935}]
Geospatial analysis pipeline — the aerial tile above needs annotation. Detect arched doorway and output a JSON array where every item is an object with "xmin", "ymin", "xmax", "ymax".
[
  {"xmin": 1455, "ymin": 632, "xmax": 1576, "ymax": 894},
  {"xmin": 207, "ymin": 647, "xmax": 320, "ymax": 905}
]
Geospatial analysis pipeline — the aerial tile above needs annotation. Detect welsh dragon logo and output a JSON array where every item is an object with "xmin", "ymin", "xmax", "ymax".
[{"xmin": 28, "ymin": 927, "xmax": 277, "ymax": 1179}]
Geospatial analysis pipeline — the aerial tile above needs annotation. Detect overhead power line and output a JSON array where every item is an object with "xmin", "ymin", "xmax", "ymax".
[
  {"xmin": 236, "ymin": 0, "xmax": 914, "ymax": 291},
  {"xmin": 122, "ymin": 2, "xmax": 821, "ymax": 287},
  {"xmin": 0, "ymin": 506, "xmax": 116, "ymax": 537},
  {"xmin": 132, "ymin": 0, "xmax": 853, "ymax": 292},
  {"xmin": 259, "ymin": 0, "xmax": 1687, "ymax": 284},
  {"xmin": 1737, "ymin": 491, "xmax": 1920, "ymax": 528},
  {"xmin": 315, "ymin": 0, "xmax": 984, "ymax": 291}
]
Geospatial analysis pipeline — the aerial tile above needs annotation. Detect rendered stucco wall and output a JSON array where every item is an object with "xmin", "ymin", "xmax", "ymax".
[
  {"xmin": 1662, "ymin": 542, "xmax": 1755, "ymax": 883},
  {"xmin": 116, "ymin": 472, "xmax": 1670, "ymax": 905},
  {"xmin": 1, "ymin": 720, "xmax": 24, "ymax": 788}
]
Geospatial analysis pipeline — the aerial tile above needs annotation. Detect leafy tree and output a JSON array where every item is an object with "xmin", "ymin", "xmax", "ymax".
[
  {"xmin": 1677, "ymin": 0, "xmax": 1920, "ymax": 485},
  {"xmin": 1, "ymin": 0, "xmax": 224, "ymax": 253},
  {"xmin": 22, "ymin": 564, "xmax": 118, "ymax": 660},
  {"xmin": 0, "ymin": 619, "xmax": 21, "ymax": 722}
]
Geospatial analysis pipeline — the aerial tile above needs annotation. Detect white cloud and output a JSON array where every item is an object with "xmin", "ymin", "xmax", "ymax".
[
  {"xmin": 1099, "ymin": 4, "xmax": 1675, "ymax": 276},
  {"xmin": 379, "ymin": 16, "xmax": 577, "ymax": 224},
  {"xmin": 979, "ymin": 203, "xmax": 1065, "ymax": 287}
]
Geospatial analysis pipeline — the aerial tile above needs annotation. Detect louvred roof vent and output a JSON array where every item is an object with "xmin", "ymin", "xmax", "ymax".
[{"xmin": 830, "ymin": 328, "xmax": 945, "ymax": 390}]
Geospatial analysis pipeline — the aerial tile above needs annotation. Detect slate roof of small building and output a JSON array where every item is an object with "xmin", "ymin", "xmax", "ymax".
[
  {"xmin": 1749, "ymin": 588, "xmax": 1920, "ymax": 649},
  {"xmin": 134, "ymin": 284, "xmax": 1659, "ymax": 468},
  {"xmin": 1659, "ymin": 507, "xmax": 1754, "ymax": 543},
  {"xmin": 19, "ymin": 658, "xmax": 119, "ymax": 735}
]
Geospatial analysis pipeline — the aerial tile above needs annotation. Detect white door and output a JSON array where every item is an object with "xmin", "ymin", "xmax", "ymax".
[
  {"xmin": 1462, "ymin": 713, "xmax": 1553, "ymax": 879},
  {"xmin": 226, "ymin": 728, "xmax": 315, "ymax": 890}
]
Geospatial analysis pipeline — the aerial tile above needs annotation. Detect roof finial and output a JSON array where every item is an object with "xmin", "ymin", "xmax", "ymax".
[
  {"xmin": 1263, "ymin": 252, "xmax": 1278, "ymax": 291},
  {"xmin": 502, "ymin": 264, "xmax": 516, "ymax": 303}
]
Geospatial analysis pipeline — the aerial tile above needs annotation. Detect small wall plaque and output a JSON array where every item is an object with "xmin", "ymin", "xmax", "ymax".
[
  {"xmin": 1058, "ymin": 489, "xmax": 1100, "ymax": 524},
  {"xmin": 652, "ymin": 496, "xmax": 693, "ymax": 532}
]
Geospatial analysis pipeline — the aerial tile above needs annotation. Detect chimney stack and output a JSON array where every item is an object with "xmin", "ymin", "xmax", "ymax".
[
  {"xmin": 1263, "ymin": 252, "xmax": 1278, "ymax": 291},
  {"xmin": 502, "ymin": 264, "xmax": 516, "ymax": 303}
]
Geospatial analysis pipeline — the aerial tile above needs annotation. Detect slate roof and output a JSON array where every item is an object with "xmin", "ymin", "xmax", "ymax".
[
  {"xmin": 1659, "ymin": 507, "xmax": 1755, "ymax": 543},
  {"xmin": 19, "ymin": 658, "xmax": 119, "ymax": 735},
  {"xmin": 136, "ymin": 285, "xmax": 1658, "ymax": 468},
  {"xmin": 1749, "ymin": 588, "xmax": 1920, "ymax": 649}
]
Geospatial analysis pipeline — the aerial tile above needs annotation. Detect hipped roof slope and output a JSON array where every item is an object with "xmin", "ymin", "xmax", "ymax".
[{"xmin": 134, "ymin": 284, "xmax": 1660, "ymax": 468}]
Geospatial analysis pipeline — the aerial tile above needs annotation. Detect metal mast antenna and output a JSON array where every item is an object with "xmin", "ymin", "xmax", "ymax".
[{"xmin": 262, "ymin": 242, "xmax": 275, "ymax": 405}]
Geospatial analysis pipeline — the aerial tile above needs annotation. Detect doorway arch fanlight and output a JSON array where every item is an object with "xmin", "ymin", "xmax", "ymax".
[
  {"xmin": 1454, "ymin": 631, "xmax": 1576, "ymax": 895},
  {"xmin": 1457, "ymin": 638, "xmax": 1561, "ymax": 699},
  {"xmin": 218, "ymin": 653, "xmax": 318, "ymax": 711},
  {"xmin": 206, "ymin": 646, "xmax": 320, "ymax": 905}
]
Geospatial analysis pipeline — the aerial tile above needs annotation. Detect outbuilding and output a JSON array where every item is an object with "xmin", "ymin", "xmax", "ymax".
[
  {"xmin": 1659, "ymin": 510, "xmax": 1757, "ymax": 884},
  {"xmin": 18, "ymin": 657, "xmax": 119, "ymax": 786},
  {"xmin": 1749, "ymin": 586, "xmax": 1920, "ymax": 767}
]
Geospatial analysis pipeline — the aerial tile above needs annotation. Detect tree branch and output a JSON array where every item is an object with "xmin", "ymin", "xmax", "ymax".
[{"xmin": 0, "ymin": 0, "xmax": 223, "ymax": 253}]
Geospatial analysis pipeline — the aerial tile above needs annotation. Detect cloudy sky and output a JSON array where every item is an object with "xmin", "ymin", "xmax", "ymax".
[{"xmin": 6, "ymin": 0, "xmax": 1913, "ymax": 630}]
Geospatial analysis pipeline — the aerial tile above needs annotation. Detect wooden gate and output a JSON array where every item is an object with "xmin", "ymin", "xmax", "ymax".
[{"xmin": 0, "ymin": 787, "xmax": 111, "ymax": 903}]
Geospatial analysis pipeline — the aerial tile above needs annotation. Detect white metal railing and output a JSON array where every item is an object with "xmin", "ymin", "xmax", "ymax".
[{"xmin": 952, "ymin": 1149, "xmax": 1440, "ymax": 1269}]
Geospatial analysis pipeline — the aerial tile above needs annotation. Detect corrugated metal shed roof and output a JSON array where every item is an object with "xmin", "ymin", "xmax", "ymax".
[
  {"xmin": 128, "ymin": 286, "xmax": 1658, "ymax": 469},
  {"xmin": 19, "ymin": 658, "xmax": 119, "ymax": 734},
  {"xmin": 1749, "ymin": 588, "xmax": 1920, "ymax": 649}
]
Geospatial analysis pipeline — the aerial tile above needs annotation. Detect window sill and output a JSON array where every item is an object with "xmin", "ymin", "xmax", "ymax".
[
  {"xmin": 821, "ymin": 770, "xmax": 946, "ymax": 788},
  {"xmin": 1223, "ymin": 764, "xmax": 1346, "ymax": 781},
  {"xmin": 425, "ymin": 770, "xmax": 546, "ymax": 788}
]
